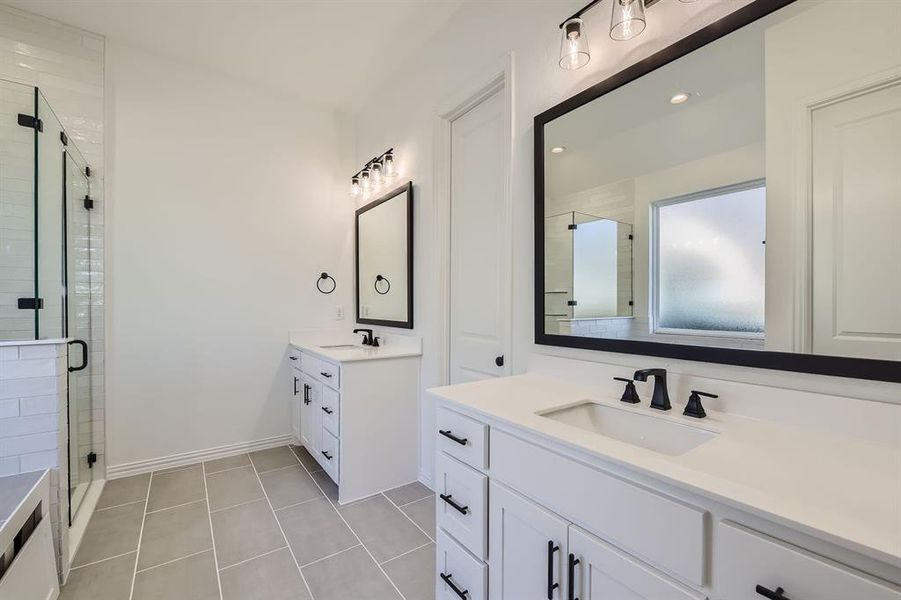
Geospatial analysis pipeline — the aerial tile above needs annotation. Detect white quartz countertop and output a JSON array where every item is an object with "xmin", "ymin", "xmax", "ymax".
[
  {"xmin": 289, "ymin": 331, "xmax": 421, "ymax": 363},
  {"xmin": 429, "ymin": 374, "xmax": 901, "ymax": 568}
]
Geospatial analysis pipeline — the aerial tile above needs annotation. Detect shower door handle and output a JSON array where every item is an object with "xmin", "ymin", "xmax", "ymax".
[{"xmin": 68, "ymin": 340, "xmax": 88, "ymax": 372}]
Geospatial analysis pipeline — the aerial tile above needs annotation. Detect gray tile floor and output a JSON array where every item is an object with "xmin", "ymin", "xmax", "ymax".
[{"xmin": 60, "ymin": 445, "xmax": 436, "ymax": 600}]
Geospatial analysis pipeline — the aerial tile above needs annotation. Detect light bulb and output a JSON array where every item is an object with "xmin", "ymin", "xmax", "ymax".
[
  {"xmin": 670, "ymin": 92, "xmax": 691, "ymax": 104},
  {"xmin": 360, "ymin": 169, "xmax": 371, "ymax": 191},
  {"xmin": 351, "ymin": 176, "xmax": 361, "ymax": 196}
]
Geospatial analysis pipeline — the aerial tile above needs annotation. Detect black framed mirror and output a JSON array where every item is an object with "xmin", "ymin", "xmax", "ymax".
[
  {"xmin": 355, "ymin": 181, "xmax": 413, "ymax": 329},
  {"xmin": 535, "ymin": 0, "xmax": 901, "ymax": 383}
]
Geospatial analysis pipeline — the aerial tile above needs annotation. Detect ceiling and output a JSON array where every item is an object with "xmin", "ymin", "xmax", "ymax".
[{"xmin": 6, "ymin": 0, "xmax": 465, "ymax": 111}]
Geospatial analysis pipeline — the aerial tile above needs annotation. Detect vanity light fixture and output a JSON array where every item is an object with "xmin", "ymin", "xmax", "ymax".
[
  {"xmin": 349, "ymin": 148, "xmax": 396, "ymax": 198},
  {"xmin": 670, "ymin": 91, "xmax": 691, "ymax": 104},
  {"xmin": 559, "ymin": 18, "xmax": 590, "ymax": 70},
  {"xmin": 551, "ymin": 146, "xmax": 567, "ymax": 154},
  {"xmin": 557, "ymin": 0, "xmax": 666, "ymax": 70},
  {"xmin": 610, "ymin": 0, "xmax": 646, "ymax": 41},
  {"xmin": 383, "ymin": 150, "xmax": 397, "ymax": 177},
  {"xmin": 370, "ymin": 158, "xmax": 383, "ymax": 184}
]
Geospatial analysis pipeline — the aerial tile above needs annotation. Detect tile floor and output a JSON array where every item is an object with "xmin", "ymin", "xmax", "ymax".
[{"xmin": 60, "ymin": 445, "xmax": 436, "ymax": 600}]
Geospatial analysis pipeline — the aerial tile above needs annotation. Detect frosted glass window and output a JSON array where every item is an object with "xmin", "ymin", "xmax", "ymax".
[{"xmin": 655, "ymin": 184, "xmax": 765, "ymax": 334}]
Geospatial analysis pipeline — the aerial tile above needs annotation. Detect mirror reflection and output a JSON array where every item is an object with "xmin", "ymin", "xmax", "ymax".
[
  {"xmin": 541, "ymin": 0, "xmax": 901, "ymax": 361},
  {"xmin": 356, "ymin": 182, "xmax": 413, "ymax": 328}
]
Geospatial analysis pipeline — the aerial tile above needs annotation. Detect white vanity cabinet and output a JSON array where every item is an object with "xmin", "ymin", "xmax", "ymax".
[
  {"xmin": 289, "ymin": 340, "xmax": 420, "ymax": 504},
  {"xmin": 433, "ymin": 403, "xmax": 901, "ymax": 600}
]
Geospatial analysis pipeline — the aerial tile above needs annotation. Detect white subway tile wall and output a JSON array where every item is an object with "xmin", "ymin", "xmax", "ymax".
[
  {"xmin": 0, "ymin": 4, "xmax": 105, "ymax": 582},
  {"xmin": 0, "ymin": 342, "xmax": 69, "ymax": 578}
]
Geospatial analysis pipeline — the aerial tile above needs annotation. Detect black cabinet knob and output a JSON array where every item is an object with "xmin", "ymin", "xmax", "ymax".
[{"xmin": 495, "ymin": 355, "xmax": 504, "ymax": 367}]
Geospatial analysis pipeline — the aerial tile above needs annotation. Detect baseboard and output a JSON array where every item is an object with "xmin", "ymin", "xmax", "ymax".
[
  {"xmin": 418, "ymin": 470, "xmax": 434, "ymax": 491},
  {"xmin": 106, "ymin": 434, "xmax": 293, "ymax": 479}
]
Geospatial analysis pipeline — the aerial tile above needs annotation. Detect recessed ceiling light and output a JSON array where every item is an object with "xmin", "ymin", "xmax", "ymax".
[
  {"xmin": 670, "ymin": 92, "xmax": 691, "ymax": 105},
  {"xmin": 551, "ymin": 146, "xmax": 567, "ymax": 154}
]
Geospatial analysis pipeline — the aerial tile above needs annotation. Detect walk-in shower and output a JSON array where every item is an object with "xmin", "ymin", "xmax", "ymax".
[{"xmin": 0, "ymin": 78, "xmax": 99, "ymax": 522}]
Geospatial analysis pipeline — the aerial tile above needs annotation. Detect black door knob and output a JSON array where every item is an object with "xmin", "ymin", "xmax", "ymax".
[{"xmin": 495, "ymin": 355, "xmax": 504, "ymax": 367}]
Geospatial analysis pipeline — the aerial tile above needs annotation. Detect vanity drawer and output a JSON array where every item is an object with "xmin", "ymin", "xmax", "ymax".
[
  {"xmin": 491, "ymin": 429, "xmax": 706, "ymax": 587},
  {"xmin": 300, "ymin": 352, "xmax": 320, "ymax": 378},
  {"xmin": 317, "ymin": 359, "xmax": 340, "ymax": 389},
  {"xmin": 288, "ymin": 346, "xmax": 301, "ymax": 368},
  {"xmin": 318, "ymin": 429, "xmax": 339, "ymax": 482},
  {"xmin": 437, "ymin": 408, "xmax": 489, "ymax": 470},
  {"xmin": 320, "ymin": 386, "xmax": 340, "ymax": 436},
  {"xmin": 437, "ymin": 452, "xmax": 488, "ymax": 560},
  {"xmin": 716, "ymin": 521, "xmax": 901, "ymax": 600},
  {"xmin": 437, "ymin": 528, "xmax": 487, "ymax": 600}
]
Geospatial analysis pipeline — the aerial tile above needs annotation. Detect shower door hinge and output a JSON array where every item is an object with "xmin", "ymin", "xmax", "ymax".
[
  {"xmin": 567, "ymin": 300, "xmax": 578, "ymax": 306},
  {"xmin": 568, "ymin": 224, "xmax": 578, "ymax": 230},
  {"xmin": 85, "ymin": 166, "xmax": 91, "ymax": 178},
  {"xmin": 87, "ymin": 452, "xmax": 97, "ymax": 469},
  {"xmin": 17, "ymin": 114, "xmax": 43, "ymax": 132},
  {"xmin": 60, "ymin": 131, "xmax": 68, "ymax": 146},
  {"xmin": 83, "ymin": 195, "xmax": 94, "ymax": 210},
  {"xmin": 628, "ymin": 234, "xmax": 633, "ymax": 240},
  {"xmin": 17, "ymin": 298, "xmax": 43, "ymax": 310}
]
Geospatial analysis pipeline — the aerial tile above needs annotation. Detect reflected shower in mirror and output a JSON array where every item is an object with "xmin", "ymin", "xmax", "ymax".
[
  {"xmin": 355, "ymin": 182, "xmax": 413, "ymax": 328},
  {"xmin": 537, "ymin": 0, "xmax": 901, "ymax": 369}
]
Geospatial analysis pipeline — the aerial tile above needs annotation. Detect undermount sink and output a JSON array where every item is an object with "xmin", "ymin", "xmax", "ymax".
[
  {"xmin": 539, "ymin": 401, "xmax": 717, "ymax": 456},
  {"xmin": 318, "ymin": 344, "xmax": 360, "ymax": 349}
]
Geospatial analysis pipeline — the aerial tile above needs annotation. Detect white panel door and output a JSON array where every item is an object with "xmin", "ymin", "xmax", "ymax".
[
  {"xmin": 568, "ymin": 526, "xmax": 702, "ymax": 600},
  {"xmin": 811, "ymin": 82, "xmax": 901, "ymax": 359},
  {"xmin": 488, "ymin": 481, "xmax": 569, "ymax": 600},
  {"xmin": 450, "ymin": 88, "xmax": 511, "ymax": 383}
]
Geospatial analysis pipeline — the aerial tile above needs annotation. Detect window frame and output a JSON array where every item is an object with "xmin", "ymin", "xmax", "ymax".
[{"xmin": 650, "ymin": 179, "xmax": 766, "ymax": 340}]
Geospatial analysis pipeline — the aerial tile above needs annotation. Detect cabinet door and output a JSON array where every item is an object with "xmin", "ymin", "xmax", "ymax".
[
  {"xmin": 299, "ymin": 374, "xmax": 320, "ymax": 453},
  {"xmin": 568, "ymin": 526, "xmax": 703, "ymax": 600},
  {"xmin": 291, "ymin": 369, "xmax": 301, "ymax": 442},
  {"xmin": 489, "ymin": 481, "xmax": 568, "ymax": 600}
]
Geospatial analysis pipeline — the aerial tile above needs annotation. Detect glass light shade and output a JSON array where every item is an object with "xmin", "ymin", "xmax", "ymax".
[
  {"xmin": 351, "ymin": 176, "xmax": 361, "ymax": 196},
  {"xmin": 610, "ymin": 0, "xmax": 646, "ymax": 41},
  {"xmin": 360, "ymin": 169, "xmax": 371, "ymax": 190},
  {"xmin": 384, "ymin": 152, "xmax": 397, "ymax": 177},
  {"xmin": 370, "ymin": 160, "xmax": 383, "ymax": 184},
  {"xmin": 559, "ymin": 18, "xmax": 590, "ymax": 70}
]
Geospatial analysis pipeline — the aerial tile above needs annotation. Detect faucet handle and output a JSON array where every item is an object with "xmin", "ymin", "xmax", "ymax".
[
  {"xmin": 684, "ymin": 390, "xmax": 718, "ymax": 419},
  {"xmin": 613, "ymin": 377, "xmax": 640, "ymax": 404}
]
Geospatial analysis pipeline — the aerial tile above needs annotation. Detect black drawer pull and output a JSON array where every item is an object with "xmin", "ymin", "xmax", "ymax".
[
  {"xmin": 440, "ymin": 572, "xmax": 468, "ymax": 599},
  {"xmin": 756, "ymin": 585, "xmax": 790, "ymax": 600},
  {"xmin": 321, "ymin": 451, "xmax": 332, "ymax": 461},
  {"xmin": 289, "ymin": 356, "xmax": 298, "ymax": 361},
  {"xmin": 439, "ymin": 493, "xmax": 469, "ymax": 515},
  {"xmin": 439, "ymin": 430, "xmax": 468, "ymax": 446},
  {"xmin": 547, "ymin": 541, "xmax": 559, "ymax": 599},
  {"xmin": 293, "ymin": 377, "xmax": 298, "ymax": 396},
  {"xmin": 320, "ymin": 371, "xmax": 333, "ymax": 378},
  {"xmin": 322, "ymin": 407, "xmax": 333, "ymax": 415},
  {"xmin": 568, "ymin": 553, "xmax": 580, "ymax": 600},
  {"xmin": 303, "ymin": 384, "xmax": 311, "ymax": 405}
]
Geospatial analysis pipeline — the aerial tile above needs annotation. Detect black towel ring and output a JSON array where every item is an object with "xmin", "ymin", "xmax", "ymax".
[
  {"xmin": 374, "ymin": 274, "xmax": 391, "ymax": 295},
  {"xmin": 317, "ymin": 272, "xmax": 336, "ymax": 294}
]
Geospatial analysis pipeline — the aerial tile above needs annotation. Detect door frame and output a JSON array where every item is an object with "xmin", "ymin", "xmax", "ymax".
[
  {"xmin": 434, "ymin": 53, "xmax": 515, "ymax": 385},
  {"xmin": 789, "ymin": 68, "xmax": 901, "ymax": 353}
]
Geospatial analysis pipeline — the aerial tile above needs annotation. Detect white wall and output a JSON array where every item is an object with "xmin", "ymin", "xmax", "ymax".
[
  {"xmin": 105, "ymin": 41, "xmax": 354, "ymax": 471},
  {"xmin": 351, "ymin": 0, "xmax": 901, "ymax": 484}
]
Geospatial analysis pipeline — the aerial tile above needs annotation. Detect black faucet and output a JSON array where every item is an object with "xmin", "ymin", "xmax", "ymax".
[
  {"xmin": 633, "ymin": 368, "xmax": 671, "ymax": 411},
  {"xmin": 353, "ymin": 328, "xmax": 374, "ymax": 346}
]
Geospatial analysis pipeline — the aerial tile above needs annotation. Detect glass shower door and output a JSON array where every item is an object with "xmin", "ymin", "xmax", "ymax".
[{"xmin": 64, "ymin": 146, "xmax": 94, "ymax": 519}]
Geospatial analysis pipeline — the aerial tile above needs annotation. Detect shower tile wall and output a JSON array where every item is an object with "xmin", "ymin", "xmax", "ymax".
[{"xmin": 0, "ymin": 6, "xmax": 107, "ymax": 479}]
